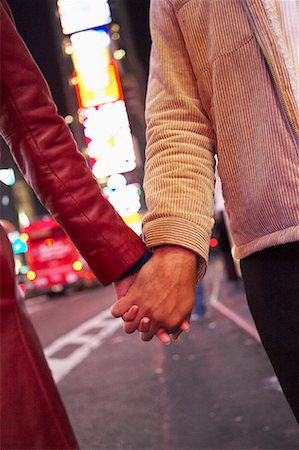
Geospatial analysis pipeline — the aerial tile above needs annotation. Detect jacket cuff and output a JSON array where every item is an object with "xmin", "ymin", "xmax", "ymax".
[
  {"xmin": 142, "ymin": 217, "xmax": 210, "ymax": 281},
  {"xmin": 117, "ymin": 250, "xmax": 153, "ymax": 280}
]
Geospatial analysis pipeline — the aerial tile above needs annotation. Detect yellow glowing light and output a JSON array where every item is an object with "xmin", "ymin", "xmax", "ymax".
[
  {"xmin": 70, "ymin": 29, "xmax": 123, "ymax": 108},
  {"xmin": 113, "ymin": 49, "xmax": 126, "ymax": 60},
  {"xmin": 110, "ymin": 23, "xmax": 120, "ymax": 33},
  {"xmin": 107, "ymin": 136, "xmax": 115, "ymax": 147},
  {"xmin": 70, "ymin": 76, "xmax": 78, "ymax": 86},
  {"xmin": 64, "ymin": 115, "xmax": 74, "ymax": 124},
  {"xmin": 72, "ymin": 260, "xmax": 83, "ymax": 271},
  {"xmin": 64, "ymin": 44, "xmax": 73, "ymax": 55},
  {"xmin": 111, "ymin": 32, "xmax": 120, "ymax": 41},
  {"xmin": 20, "ymin": 232, "xmax": 29, "ymax": 242},
  {"xmin": 74, "ymin": 60, "xmax": 122, "ymax": 108},
  {"xmin": 27, "ymin": 270, "xmax": 37, "ymax": 281},
  {"xmin": 123, "ymin": 213, "xmax": 142, "ymax": 225}
]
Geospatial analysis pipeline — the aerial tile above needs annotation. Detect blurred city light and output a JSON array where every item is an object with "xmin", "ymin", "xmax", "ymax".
[
  {"xmin": 113, "ymin": 49, "xmax": 126, "ymax": 60},
  {"xmin": 18, "ymin": 209, "xmax": 30, "ymax": 228},
  {"xmin": 57, "ymin": 0, "xmax": 111, "ymax": 35},
  {"xmin": 210, "ymin": 237, "xmax": 219, "ymax": 248},
  {"xmin": 105, "ymin": 183, "xmax": 141, "ymax": 216},
  {"xmin": 0, "ymin": 168, "xmax": 15, "ymax": 186},
  {"xmin": 57, "ymin": 0, "xmax": 142, "ymax": 233},
  {"xmin": 82, "ymin": 100, "xmax": 136, "ymax": 177},
  {"xmin": 12, "ymin": 237, "xmax": 28, "ymax": 255},
  {"xmin": 72, "ymin": 260, "xmax": 83, "ymax": 271},
  {"xmin": 64, "ymin": 115, "xmax": 74, "ymax": 124},
  {"xmin": 70, "ymin": 28, "xmax": 125, "ymax": 109},
  {"xmin": 26, "ymin": 270, "xmax": 37, "ymax": 281},
  {"xmin": 20, "ymin": 232, "xmax": 29, "ymax": 242}
]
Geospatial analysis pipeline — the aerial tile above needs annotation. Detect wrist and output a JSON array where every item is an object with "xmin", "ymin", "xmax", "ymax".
[
  {"xmin": 153, "ymin": 245, "xmax": 205, "ymax": 281},
  {"xmin": 154, "ymin": 245, "xmax": 197, "ymax": 272},
  {"xmin": 154, "ymin": 245, "xmax": 197, "ymax": 260},
  {"xmin": 117, "ymin": 249, "xmax": 153, "ymax": 280}
]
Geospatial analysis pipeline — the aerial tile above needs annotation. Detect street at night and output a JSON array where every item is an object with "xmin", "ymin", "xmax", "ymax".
[{"xmin": 27, "ymin": 258, "xmax": 299, "ymax": 450}]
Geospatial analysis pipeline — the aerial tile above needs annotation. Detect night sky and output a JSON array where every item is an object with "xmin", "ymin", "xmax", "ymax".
[{"xmin": 125, "ymin": 0, "xmax": 151, "ymax": 74}]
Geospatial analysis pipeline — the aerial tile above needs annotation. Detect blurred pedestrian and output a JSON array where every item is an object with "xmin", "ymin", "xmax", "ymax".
[
  {"xmin": 214, "ymin": 174, "xmax": 239, "ymax": 282},
  {"xmin": 112, "ymin": 0, "xmax": 299, "ymax": 423},
  {"xmin": 191, "ymin": 283, "xmax": 206, "ymax": 321},
  {"xmin": 0, "ymin": 1, "xmax": 154, "ymax": 448}
]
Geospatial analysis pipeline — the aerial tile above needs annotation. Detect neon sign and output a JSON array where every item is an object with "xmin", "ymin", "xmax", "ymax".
[
  {"xmin": 57, "ymin": 0, "xmax": 112, "ymax": 35},
  {"xmin": 71, "ymin": 29, "xmax": 123, "ymax": 107},
  {"xmin": 82, "ymin": 100, "xmax": 136, "ymax": 178}
]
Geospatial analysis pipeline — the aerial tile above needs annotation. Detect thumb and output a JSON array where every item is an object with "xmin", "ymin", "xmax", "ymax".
[
  {"xmin": 114, "ymin": 272, "xmax": 137, "ymax": 298},
  {"xmin": 111, "ymin": 296, "xmax": 136, "ymax": 318}
]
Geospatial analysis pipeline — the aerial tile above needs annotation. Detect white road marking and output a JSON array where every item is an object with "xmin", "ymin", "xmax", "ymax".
[
  {"xmin": 25, "ymin": 296, "xmax": 49, "ymax": 313},
  {"xmin": 263, "ymin": 376, "xmax": 282, "ymax": 392},
  {"xmin": 26, "ymin": 296, "xmax": 48, "ymax": 306},
  {"xmin": 45, "ymin": 308, "xmax": 122, "ymax": 383},
  {"xmin": 26, "ymin": 302, "xmax": 53, "ymax": 314},
  {"xmin": 210, "ymin": 297, "xmax": 261, "ymax": 343}
]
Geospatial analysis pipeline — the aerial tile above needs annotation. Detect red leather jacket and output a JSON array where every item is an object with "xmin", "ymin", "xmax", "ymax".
[{"xmin": 0, "ymin": 0, "xmax": 146, "ymax": 289}]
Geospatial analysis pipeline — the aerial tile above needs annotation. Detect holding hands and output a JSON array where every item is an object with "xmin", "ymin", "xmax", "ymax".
[{"xmin": 112, "ymin": 246, "xmax": 198, "ymax": 344}]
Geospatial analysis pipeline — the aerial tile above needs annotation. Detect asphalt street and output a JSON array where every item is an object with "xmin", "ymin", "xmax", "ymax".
[{"xmin": 27, "ymin": 258, "xmax": 299, "ymax": 450}]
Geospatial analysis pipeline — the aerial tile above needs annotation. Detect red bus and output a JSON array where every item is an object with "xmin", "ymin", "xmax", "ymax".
[{"xmin": 21, "ymin": 217, "xmax": 95, "ymax": 295}]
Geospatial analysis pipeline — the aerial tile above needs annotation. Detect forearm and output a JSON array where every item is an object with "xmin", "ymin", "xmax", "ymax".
[{"xmin": 143, "ymin": 0, "xmax": 216, "ymax": 277}]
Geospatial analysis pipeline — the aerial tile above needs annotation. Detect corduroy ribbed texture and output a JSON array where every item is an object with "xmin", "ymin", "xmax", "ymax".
[{"xmin": 142, "ymin": 0, "xmax": 299, "ymax": 272}]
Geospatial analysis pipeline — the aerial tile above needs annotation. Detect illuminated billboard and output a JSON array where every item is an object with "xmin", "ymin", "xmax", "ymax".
[
  {"xmin": 57, "ymin": 0, "xmax": 112, "ymax": 35},
  {"xmin": 56, "ymin": 0, "xmax": 143, "ymax": 231},
  {"xmin": 71, "ymin": 29, "xmax": 123, "ymax": 107},
  {"xmin": 82, "ymin": 100, "xmax": 136, "ymax": 178}
]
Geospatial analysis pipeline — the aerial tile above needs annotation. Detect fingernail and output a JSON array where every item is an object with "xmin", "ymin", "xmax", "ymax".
[
  {"xmin": 181, "ymin": 323, "xmax": 190, "ymax": 332},
  {"xmin": 162, "ymin": 335, "xmax": 171, "ymax": 345}
]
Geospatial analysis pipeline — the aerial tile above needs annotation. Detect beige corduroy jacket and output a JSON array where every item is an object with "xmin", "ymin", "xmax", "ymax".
[{"xmin": 142, "ymin": 0, "xmax": 299, "ymax": 277}]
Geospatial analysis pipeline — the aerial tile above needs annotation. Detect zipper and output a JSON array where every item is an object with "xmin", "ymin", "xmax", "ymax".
[{"xmin": 241, "ymin": 0, "xmax": 299, "ymax": 152}]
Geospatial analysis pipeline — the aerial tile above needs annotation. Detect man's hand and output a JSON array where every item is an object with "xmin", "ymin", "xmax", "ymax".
[
  {"xmin": 113, "ymin": 268, "xmax": 180, "ymax": 344},
  {"xmin": 112, "ymin": 246, "xmax": 198, "ymax": 342}
]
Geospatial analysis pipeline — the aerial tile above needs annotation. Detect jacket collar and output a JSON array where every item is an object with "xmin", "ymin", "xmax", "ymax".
[
  {"xmin": 241, "ymin": 0, "xmax": 298, "ymax": 103},
  {"xmin": 241, "ymin": 0, "xmax": 298, "ymax": 142}
]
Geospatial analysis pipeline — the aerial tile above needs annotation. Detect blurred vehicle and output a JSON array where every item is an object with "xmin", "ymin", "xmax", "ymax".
[{"xmin": 20, "ymin": 216, "xmax": 96, "ymax": 296}]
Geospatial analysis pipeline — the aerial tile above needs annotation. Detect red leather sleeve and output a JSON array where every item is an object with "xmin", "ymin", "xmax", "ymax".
[{"xmin": 0, "ymin": 1, "xmax": 146, "ymax": 286}]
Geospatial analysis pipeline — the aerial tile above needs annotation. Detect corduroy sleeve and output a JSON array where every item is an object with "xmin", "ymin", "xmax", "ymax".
[{"xmin": 142, "ymin": 0, "xmax": 216, "ymax": 279}]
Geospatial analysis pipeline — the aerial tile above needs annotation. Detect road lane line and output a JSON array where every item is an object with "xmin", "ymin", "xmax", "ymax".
[
  {"xmin": 26, "ymin": 296, "xmax": 48, "ymax": 305},
  {"xmin": 210, "ymin": 297, "xmax": 261, "ymax": 343},
  {"xmin": 26, "ymin": 302, "xmax": 53, "ymax": 314},
  {"xmin": 44, "ymin": 308, "xmax": 122, "ymax": 383}
]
